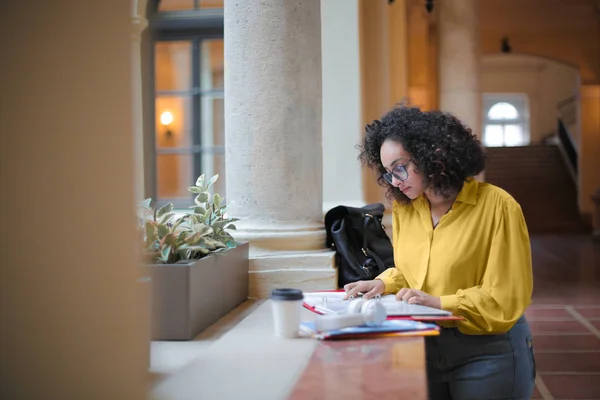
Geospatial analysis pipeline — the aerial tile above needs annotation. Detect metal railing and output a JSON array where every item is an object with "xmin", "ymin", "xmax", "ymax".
[{"xmin": 556, "ymin": 95, "xmax": 579, "ymax": 183}]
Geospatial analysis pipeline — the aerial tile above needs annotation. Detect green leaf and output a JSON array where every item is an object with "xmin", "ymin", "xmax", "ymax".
[
  {"xmin": 157, "ymin": 203, "xmax": 174, "ymax": 218},
  {"xmin": 212, "ymin": 240, "xmax": 226, "ymax": 248},
  {"xmin": 162, "ymin": 232, "xmax": 177, "ymax": 246},
  {"xmin": 213, "ymin": 193, "xmax": 222, "ymax": 208},
  {"xmin": 139, "ymin": 198, "xmax": 152, "ymax": 209},
  {"xmin": 157, "ymin": 224, "xmax": 169, "ymax": 238},
  {"xmin": 195, "ymin": 174, "xmax": 205, "ymax": 187},
  {"xmin": 188, "ymin": 186, "xmax": 203, "ymax": 193},
  {"xmin": 211, "ymin": 221, "xmax": 228, "ymax": 230},
  {"xmin": 160, "ymin": 212, "xmax": 175, "ymax": 225},
  {"xmin": 159, "ymin": 245, "xmax": 172, "ymax": 263},
  {"xmin": 184, "ymin": 232, "xmax": 203, "ymax": 245},
  {"xmin": 176, "ymin": 249, "xmax": 192, "ymax": 260},
  {"xmin": 193, "ymin": 206, "xmax": 207, "ymax": 215},
  {"xmin": 172, "ymin": 214, "xmax": 190, "ymax": 230},
  {"xmin": 145, "ymin": 221, "xmax": 157, "ymax": 242},
  {"xmin": 180, "ymin": 244, "xmax": 209, "ymax": 251},
  {"xmin": 177, "ymin": 230, "xmax": 190, "ymax": 241},
  {"xmin": 226, "ymin": 240, "xmax": 238, "ymax": 248},
  {"xmin": 225, "ymin": 224, "xmax": 237, "ymax": 230},
  {"xmin": 137, "ymin": 199, "xmax": 154, "ymax": 220},
  {"xmin": 206, "ymin": 174, "xmax": 219, "ymax": 188},
  {"xmin": 195, "ymin": 192, "xmax": 209, "ymax": 205}
]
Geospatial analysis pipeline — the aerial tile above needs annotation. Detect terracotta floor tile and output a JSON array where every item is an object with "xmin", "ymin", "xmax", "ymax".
[
  {"xmin": 532, "ymin": 291, "xmax": 600, "ymax": 305},
  {"xmin": 531, "ymin": 384, "xmax": 541, "ymax": 398},
  {"xmin": 574, "ymin": 307, "xmax": 600, "ymax": 318},
  {"xmin": 535, "ymin": 353, "xmax": 600, "ymax": 373},
  {"xmin": 532, "ymin": 334, "xmax": 600, "ymax": 351},
  {"xmin": 541, "ymin": 373, "xmax": 600, "ymax": 399},
  {"xmin": 526, "ymin": 307, "xmax": 573, "ymax": 319},
  {"xmin": 529, "ymin": 320, "xmax": 590, "ymax": 334}
]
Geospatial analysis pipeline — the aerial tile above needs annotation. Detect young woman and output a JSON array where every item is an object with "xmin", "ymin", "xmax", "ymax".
[{"xmin": 345, "ymin": 106, "xmax": 536, "ymax": 400}]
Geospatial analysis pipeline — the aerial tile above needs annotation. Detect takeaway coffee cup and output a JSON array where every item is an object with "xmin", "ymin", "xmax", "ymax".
[{"xmin": 271, "ymin": 288, "xmax": 304, "ymax": 338}]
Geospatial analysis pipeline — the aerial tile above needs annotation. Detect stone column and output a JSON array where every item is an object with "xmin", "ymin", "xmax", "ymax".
[
  {"xmin": 225, "ymin": 0, "xmax": 335, "ymax": 298},
  {"xmin": 438, "ymin": 0, "xmax": 481, "ymax": 140}
]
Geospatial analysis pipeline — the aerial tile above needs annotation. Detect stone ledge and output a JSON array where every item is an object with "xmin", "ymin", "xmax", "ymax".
[
  {"xmin": 150, "ymin": 301, "xmax": 319, "ymax": 400},
  {"xmin": 248, "ymin": 250, "xmax": 337, "ymax": 298},
  {"xmin": 150, "ymin": 299, "xmax": 264, "ymax": 378}
]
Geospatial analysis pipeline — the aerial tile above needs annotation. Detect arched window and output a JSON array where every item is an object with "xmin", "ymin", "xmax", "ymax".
[
  {"xmin": 483, "ymin": 95, "xmax": 529, "ymax": 147},
  {"xmin": 150, "ymin": 0, "xmax": 224, "ymax": 208}
]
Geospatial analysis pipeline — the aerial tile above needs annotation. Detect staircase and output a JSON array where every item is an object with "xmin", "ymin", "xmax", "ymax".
[{"xmin": 484, "ymin": 145, "xmax": 589, "ymax": 233}]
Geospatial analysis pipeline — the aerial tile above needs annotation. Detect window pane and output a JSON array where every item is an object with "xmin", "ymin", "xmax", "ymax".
[
  {"xmin": 155, "ymin": 41, "xmax": 191, "ymax": 92},
  {"xmin": 484, "ymin": 125, "xmax": 504, "ymax": 147},
  {"xmin": 156, "ymin": 96, "xmax": 193, "ymax": 148},
  {"xmin": 201, "ymin": 40, "xmax": 224, "ymax": 90},
  {"xmin": 201, "ymin": 153, "xmax": 226, "ymax": 199},
  {"xmin": 158, "ymin": 0, "xmax": 195, "ymax": 11},
  {"xmin": 488, "ymin": 102, "xmax": 519, "ymax": 120},
  {"xmin": 156, "ymin": 154, "xmax": 194, "ymax": 200},
  {"xmin": 199, "ymin": 0, "xmax": 223, "ymax": 8},
  {"xmin": 504, "ymin": 125, "xmax": 524, "ymax": 147},
  {"xmin": 200, "ymin": 97, "xmax": 224, "ymax": 147}
]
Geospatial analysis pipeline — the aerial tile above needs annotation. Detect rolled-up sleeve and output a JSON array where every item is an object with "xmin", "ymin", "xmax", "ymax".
[{"xmin": 440, "ymin": 199, "xmax": 533, "ymax": 333}]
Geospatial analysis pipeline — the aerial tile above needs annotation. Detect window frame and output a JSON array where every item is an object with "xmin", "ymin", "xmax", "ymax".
[
  {"xmin": 148, "ymin": 3, "xmax": 224, "ymax": 208},
  {"xmin": 482, "ymin": 94, "xmax": 530, "ymax": 147}
]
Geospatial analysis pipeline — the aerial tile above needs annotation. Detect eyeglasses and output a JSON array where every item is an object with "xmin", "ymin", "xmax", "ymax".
[{"xmin": 382, "ymin": 159, "xmax": 412, "ymax": 184}]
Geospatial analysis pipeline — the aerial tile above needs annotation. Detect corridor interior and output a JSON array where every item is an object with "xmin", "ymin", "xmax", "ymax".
[{"xmin": 527, "ymin": 234, "xmax": 600, "ymax": 400}]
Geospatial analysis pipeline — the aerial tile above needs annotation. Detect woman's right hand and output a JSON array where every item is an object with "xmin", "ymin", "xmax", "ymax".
[{"xmin": 343, "ymin": 279, "xmax": 385, "ymax": 300}]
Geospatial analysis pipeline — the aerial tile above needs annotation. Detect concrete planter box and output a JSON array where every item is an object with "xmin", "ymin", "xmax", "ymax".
[{"xmin": 148, "ymin": 242, "xmax": 249, "ymax": 340}]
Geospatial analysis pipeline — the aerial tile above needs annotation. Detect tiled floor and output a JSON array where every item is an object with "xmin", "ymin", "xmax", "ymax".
[{"xmin": 528, "ymin": 234, "xmax": 600, "ymax": 400}]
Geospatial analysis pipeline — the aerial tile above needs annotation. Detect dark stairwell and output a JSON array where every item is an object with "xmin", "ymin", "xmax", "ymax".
[{"xmin": 485, "ymin": 144, "xmax": 589, "ymax": 233}]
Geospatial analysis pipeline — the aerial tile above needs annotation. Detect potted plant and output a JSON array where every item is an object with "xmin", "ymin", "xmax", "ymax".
[{"xmin": 138, "ymin": 174, "xmax": 249, "ymax": 340}]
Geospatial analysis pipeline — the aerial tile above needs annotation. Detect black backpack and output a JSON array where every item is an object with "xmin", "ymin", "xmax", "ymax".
[{"xmin": 324, "ymin": 203, "xmax": 395, "ymax": 288}]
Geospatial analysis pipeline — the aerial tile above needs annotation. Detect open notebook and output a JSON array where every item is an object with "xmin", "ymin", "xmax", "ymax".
[{"xmin": 303, "ymin": 290, "xmax": 462, "ymax": 321}]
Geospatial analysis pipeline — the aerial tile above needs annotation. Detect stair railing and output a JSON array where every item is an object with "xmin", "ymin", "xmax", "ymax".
[{"xmin": 556, "ymin": 95, "xmax": 579, "ymax": 183}]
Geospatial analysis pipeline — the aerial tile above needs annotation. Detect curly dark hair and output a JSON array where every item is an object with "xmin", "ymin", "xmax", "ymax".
[{"xmin": 359, "ymin": 105, "xmax": 486, "ymax": 205}]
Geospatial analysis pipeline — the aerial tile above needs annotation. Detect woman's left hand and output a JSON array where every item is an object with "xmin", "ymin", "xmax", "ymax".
[{"xmin": 396, "ymin": 288, "xmax": 441, "ymax": 309}]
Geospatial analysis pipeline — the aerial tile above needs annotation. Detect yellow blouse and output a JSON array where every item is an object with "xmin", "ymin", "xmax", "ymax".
[{"xmin": 376, "ymin": 178, "xmax": 533, "ymax": 335}]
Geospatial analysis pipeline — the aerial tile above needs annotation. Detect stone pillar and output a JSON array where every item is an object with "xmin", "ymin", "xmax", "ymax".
[
  {"xmin": 438, "ymin": 0, "xmax": 481, "ymax": 140},
  {"xmin": 224, "ymin": 0, "xmax": 336, "ymax": 298},
  {"xmin": 1, "ymin": 1, "xmax": 147, "ymax": 398}
]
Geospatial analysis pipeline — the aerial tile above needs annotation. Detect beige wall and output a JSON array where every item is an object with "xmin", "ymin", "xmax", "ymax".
[
  {"xmin": 1, "ymin": 2, "xmax": 148, "ymax": 399},
  {"xmin": 322, "ymin": 0, "xmax": 364, "ymax": 211},
  {"xmin": 482, "ymin": 54, "xmax": 580, "ymax": 143},
  {"xmin": 406, "ymin": 0, "xmax": 438, "ymax": 111},
  {"xmin": 479, "ymin": 0, "xmax": 600, "ymax": 85},
  {"xmin": 359, "ymin": 0, "xmax": 409, "ymax": 206}
]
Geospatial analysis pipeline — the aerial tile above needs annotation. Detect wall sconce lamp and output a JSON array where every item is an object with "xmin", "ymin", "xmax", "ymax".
[
  {"xmin": 160, "ymin": 111, "xmax": 174, "ymax": 137},
  {"xmin": 388, "ymin": 0, "xmax": 434, "ymax": 13},
  {"xmin": 425, "ymin": 0, "xmax": 434, "ymax": 13}
]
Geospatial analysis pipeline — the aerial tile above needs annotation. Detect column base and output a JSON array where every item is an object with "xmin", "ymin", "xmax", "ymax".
[
  {"xmin": 231, "ymin": 221, "xmax": 327, "ymax": 256},
  {"xmin": 248, "ymin": 250, "xmax": 337, "ymax": 298}
]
